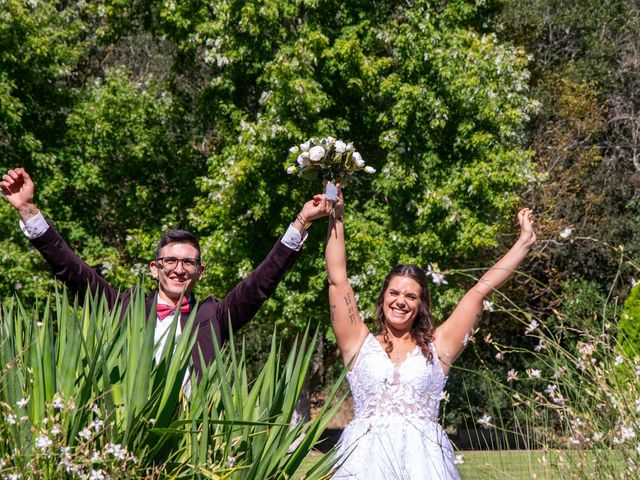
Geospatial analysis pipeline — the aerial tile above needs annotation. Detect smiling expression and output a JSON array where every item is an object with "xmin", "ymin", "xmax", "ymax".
[
  {"xmin": 382, "ymin": 275, "xmax": 422, "ymax": 333},
  {"xmin": 149, "ymin": 242, "xmax": 204, "ymax": 304}
]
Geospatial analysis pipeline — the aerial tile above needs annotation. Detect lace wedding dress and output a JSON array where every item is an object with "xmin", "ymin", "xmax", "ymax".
[{"xmin": 333, "ymin": 333, "xmax": 460, "ymax": 479}]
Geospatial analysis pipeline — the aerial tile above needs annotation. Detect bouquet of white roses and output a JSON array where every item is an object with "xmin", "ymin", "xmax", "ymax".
[{"xmin": 286, "ymin": 136, "xmax": 374, "ymax": 199}]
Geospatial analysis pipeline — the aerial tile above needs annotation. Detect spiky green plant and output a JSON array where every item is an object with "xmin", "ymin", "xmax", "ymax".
[{"xmin": 0, "ymin": 287, "xmax": 345, "ymax": 478}]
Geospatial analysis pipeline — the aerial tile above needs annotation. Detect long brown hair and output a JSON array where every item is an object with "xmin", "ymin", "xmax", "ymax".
[{"xmin": 375, "ymin": 265, "xmax": 435, "ymax": 361}]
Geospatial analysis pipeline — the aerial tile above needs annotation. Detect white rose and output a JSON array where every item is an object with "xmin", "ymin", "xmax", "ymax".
[
  {"xmin": 334, "ymin": 140, "xmax": 347, "ymax": 153},
  {"xmin": 287, "ymin": 166, "xmax": 297, "ymax": 175},
  {"xmin": 299, "ymin": 141, "xmax": 311, "ymax": 152},
  {"xmin": 297, "ymin": 154, "xmax": 310, "ymax": 168},
  {"xmin": 289, "ymin": 146, "xmax": 299, "ymax": 154},
  {"xmin": 309, "ymin": 145, "xmax": 326, "ymax": 162},
  {"xmin": 353, "ymin": 152, "xmax": 365, "ymax": 168},
  {"xmin": 346, "ymin": 142, "xmax": 354, "ymax": 152},
  {"xmin": 364, "ymin": 165, "xmax": 376, "ymax": 174}
]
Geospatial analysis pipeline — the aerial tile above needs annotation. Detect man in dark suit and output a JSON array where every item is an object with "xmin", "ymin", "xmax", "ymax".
[{"xmin": 1, "ymin": 168, "xmax": 332, "ymax": 377}]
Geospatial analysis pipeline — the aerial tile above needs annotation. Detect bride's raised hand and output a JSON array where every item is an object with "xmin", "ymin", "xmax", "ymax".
[{"xmin": 517, "ymin": 207, "xmax": 536, "ymax": 248}]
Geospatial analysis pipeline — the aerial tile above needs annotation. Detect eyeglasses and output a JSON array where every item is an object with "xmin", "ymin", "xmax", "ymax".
[{"xmin": 156, "ymin": 256, "xmax": 200, "ymax": 272}]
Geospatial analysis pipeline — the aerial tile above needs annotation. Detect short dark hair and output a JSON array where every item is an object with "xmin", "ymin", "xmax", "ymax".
[{"xmin": 155, "ymin": 230, "xmax": 201, "ymax": 261}]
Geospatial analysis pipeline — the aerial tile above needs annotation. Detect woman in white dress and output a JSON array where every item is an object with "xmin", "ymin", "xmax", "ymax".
[{"xmin": 325, "ymin": 191, "xmax": 536, "ymax": 479}]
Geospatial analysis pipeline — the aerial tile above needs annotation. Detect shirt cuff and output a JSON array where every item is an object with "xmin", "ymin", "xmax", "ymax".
[
  {"xmin": 280, "ymin": 224, "xmax": 308, "ymax": 251},
  {"xmin": 19, "ymin": 211, "xmax": 49, "ymax": 239}
]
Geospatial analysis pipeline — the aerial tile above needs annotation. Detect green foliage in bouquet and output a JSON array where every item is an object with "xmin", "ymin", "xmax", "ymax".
[
  {"xmin": 0, "ymin": 288, "xmax": 346, "ymax": 478},
  {"xmin": 286, "ymin": 136, "xmax": 375, "ymax": 185}
]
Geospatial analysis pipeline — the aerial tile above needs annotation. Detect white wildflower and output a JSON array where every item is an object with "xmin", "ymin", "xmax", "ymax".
[
  {"xmin": 578, "ymin": 342, "xmax": 595, "ymax": 356},
  {"xmin": 106, "ymin": 443, "xmax": 127, "ymax": 461},
  {"xmin": 16, "ymin": 397, "xmax": 28, "ymax": 408},
  {"xmin": 559, "ymin": 227, "xmax": 573, "ymax": 239},
  {"xmin": 614, "ymin": 355, "xmax": 624, "ymax": 367},
  {"xmin": 89, "ymin": 419, "xmax": 104, "ymax": 432},
  {"xmin": 495, "ymin": 351, "xmax": 504, "ymax": 361},
  {"xmin": 52, "ymin": 394, "xmax": 64, "ymax": 410},
  {"xmin": 227, "ymin": 455, "xmax": 236, "ymax": 467},
  {"xmin": 426, "ymin": 266, "xmax": 448, "ymax": 286},
  {"xmin": 528, "ymin": 368, "xmax": 541, "ymax": 378},
  {"xmin": 5, "ymin": 413, "xmax": 16, "ymax": 424},
  {"xmin": 89, "ymin": 470, "xmax": 105, "ymax": 480},
  {"xmin": 35, "ymin": 433, "xmax": 52, "ymax": 452},
  {"xmin": 483, "ymin": 300, "xmax": 494, "ymax": 312},
  {"xmin": 51, "ymin": 424, "xmax": 61, "ymax": 436},
  {"xmin": 507, "ymin": 369, "xmax": 518, "ymax": 382},
  {"xmin": 525, "ymin": 319, "xmax": 539, "ymax": 334},
  {"xmin": 534, "ymin": 340, "xmax": 546, "ymax": 352},
  {"xmin": 621, "ymin": 426, "xmax": 636, "ymax": 442},
  {"xmin": 454, "ymin": 453, "xmax": 464, "ymax": 464},
  {"xmin": 78, "ymin": 427, "xmax": 92, "ymax": 440},
  {"xmin": 477, "ymin": 414, "xmax": 492, "ymax": 427}
]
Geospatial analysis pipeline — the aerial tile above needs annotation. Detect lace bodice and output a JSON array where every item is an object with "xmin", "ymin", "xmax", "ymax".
[{"xmin": 347, "ymin": 333, "xmax": 447, "ymax": 422}]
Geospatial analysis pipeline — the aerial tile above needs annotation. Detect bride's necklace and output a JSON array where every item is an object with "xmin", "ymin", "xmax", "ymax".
[{"xmin": 385, "ymin": 337, "xmax": 417, "ymax": 364}]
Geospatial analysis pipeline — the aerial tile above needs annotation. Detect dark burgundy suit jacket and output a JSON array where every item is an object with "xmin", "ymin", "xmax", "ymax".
[{"xmin": 30, "ymin": 223, "xmax": 302, "ymax": 377}]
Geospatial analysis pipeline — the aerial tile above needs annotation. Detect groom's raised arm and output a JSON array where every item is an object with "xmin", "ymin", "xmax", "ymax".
[
  {"xmin": 213, "ymin": 194, "xmax": 334, "ymax": 342},
  {"xmin": 1, "ymin": 168, "xmax": 119, "ymax": 305}
]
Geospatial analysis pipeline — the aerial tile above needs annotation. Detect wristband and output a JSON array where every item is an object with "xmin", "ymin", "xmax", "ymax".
[{"xmin": 296, "ymin": 214, "xmax": 311, "ymax": 229}]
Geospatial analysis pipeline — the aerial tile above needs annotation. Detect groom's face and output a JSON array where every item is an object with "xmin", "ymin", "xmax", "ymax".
[{"xmin": 150, "ymin": 242, "xmax": 205, "ymax": 303}]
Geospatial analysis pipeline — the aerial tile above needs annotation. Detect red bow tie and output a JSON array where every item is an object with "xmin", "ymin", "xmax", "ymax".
[{"xmin": 156, "ymin": 297, "xmax": 191, "ymax": 320}]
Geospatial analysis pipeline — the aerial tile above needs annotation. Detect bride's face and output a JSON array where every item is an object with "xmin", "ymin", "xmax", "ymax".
[{"xmin": 382, "ymin": 275, "xmax": 422, "ymax": 331}]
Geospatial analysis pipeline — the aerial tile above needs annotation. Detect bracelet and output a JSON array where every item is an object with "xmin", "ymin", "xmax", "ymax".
[{"xmin": 296, "ymin": 214, "xmax": 311, "ymax": 229}]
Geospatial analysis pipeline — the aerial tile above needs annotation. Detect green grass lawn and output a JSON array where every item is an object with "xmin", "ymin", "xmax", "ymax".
[{"xmin": 294, "ymin": 449, "xmax": 627, "ymax": 479}]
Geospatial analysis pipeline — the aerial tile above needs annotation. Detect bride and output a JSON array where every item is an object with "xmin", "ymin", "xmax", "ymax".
[{"xmin": 325, "ymin": 190, "xmax": 536, "ymax": 479}]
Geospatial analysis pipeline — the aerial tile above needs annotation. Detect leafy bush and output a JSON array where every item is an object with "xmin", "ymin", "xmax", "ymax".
[{"xmin": 618, "ymin": 285, "xmax": 640, "ymax": 361}]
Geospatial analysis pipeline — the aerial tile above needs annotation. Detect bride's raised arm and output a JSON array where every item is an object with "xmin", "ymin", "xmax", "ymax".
[
  {"xmin": 325, "ymin": 191, "xmax": 369, "ymax": 364},
  {"xmin": 433, "ymin": 208, "xmax": 536, "ymax": 372}
]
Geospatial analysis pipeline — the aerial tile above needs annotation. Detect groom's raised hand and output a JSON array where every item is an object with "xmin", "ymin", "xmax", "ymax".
[
  {"xmin": 302, "ymin": 194, "xmax": 335, "ymax": 222},
  {"xmin": 1, "ymin": 168, "xmax": 39, "ymax": 221}
]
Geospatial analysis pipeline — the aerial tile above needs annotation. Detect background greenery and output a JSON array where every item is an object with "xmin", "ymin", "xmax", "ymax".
[{"xmin": 1, "ymin": 0, "xmax": 639, "ymax": 430}]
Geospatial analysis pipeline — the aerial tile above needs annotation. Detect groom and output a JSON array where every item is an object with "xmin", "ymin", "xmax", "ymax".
[{"xmin": 1, "ymin": 168, "xmax": 332, "ymax": 378}]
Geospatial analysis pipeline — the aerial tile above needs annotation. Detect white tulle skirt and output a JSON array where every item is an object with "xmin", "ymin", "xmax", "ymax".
[{"xmin": 333, "ymin": 415, "xmax": 460, "ymax": 480}]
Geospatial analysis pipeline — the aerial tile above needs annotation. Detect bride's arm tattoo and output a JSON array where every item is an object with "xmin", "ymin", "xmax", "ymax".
[
  {"xmin": 330, "ymin": 303, "xmax": 337, "ymax": 322},
  {"xmin": 344, "ymin": 293, "xmax": 357, "ymax": 324}
]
